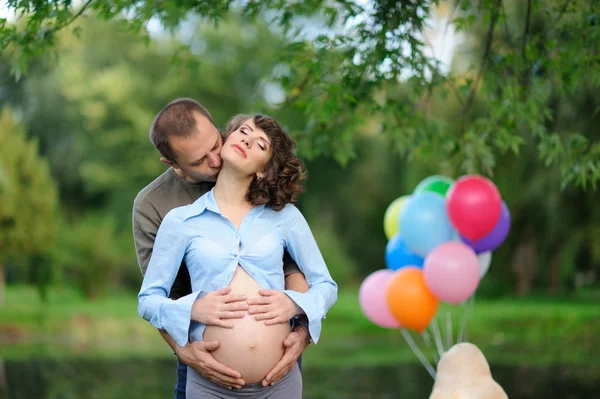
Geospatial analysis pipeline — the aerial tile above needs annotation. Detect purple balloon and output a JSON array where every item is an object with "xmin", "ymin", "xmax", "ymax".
[{"xmin": 460, "ymin": 201, "xmax": 511, "ymax": 253}]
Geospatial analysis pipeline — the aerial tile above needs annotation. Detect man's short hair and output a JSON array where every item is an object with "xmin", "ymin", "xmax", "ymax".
[{"xmin": 149, "ymin": 98, "xmax": 213, "ymax": 162}]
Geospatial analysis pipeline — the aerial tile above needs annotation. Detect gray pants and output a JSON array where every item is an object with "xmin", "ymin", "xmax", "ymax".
[{"xmin": 186, "ymin": 363, "xmax": 302, "ymax": 398}]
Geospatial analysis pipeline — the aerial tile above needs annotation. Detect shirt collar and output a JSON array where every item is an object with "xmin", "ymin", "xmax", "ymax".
[
  {"xmin": 183, "ymin": 187, "xmax": 268, "ymax": 221},
  {"xmin": 183, "ymin": 187, "xmax": 221, "ymax": 221}
]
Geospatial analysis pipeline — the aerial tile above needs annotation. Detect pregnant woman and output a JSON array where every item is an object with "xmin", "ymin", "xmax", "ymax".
[{"xmin": 138, "ymin": 113, "xmax": 338, "ymax": 398}]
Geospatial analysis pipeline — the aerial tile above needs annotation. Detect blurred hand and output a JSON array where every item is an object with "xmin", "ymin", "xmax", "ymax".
[
  {"xmin": 262, "ymin": 326, "xmax": 310, "ymax": 386},
  {"xmin": 247, "ymin": 289, "xmax": 303, "ymax": 325},
  {"xmin": 191, "ymin": 287, "xmax": 248, "ymax": 328},
  {"xmin": 176, "ymin": 340, "xmax": 245, "ymax": 389}
]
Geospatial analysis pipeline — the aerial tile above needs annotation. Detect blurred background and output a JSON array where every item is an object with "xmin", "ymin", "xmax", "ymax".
[{"xmin": 0, "ymin": 0, "xmax": 598, "ymax": 398}]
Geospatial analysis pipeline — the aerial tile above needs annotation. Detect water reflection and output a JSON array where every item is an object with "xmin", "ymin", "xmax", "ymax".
[{"xmin": 2, "ymin": 359, "xmax": 599, "ymax": 398}]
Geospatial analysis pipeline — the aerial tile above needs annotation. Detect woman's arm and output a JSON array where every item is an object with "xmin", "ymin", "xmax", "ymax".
[
  {"xmin": 138, "ymin": 209, "xmax": 203, "ymax": 347},
  {"xmin": 282, "ymin": 205, "xmax": 338, "ymax": 344}
]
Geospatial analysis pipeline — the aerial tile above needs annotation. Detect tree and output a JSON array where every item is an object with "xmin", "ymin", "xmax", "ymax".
[
  {"xmin": 0, "ymin": 164, "xmax": 8, "ymax": 194},
  {"xmin": 16, "ymin": 13, "xmax": 291, "ymax": 227},
  {"xmin": 0, "ymin": 109, "xmax": 58, "ymax": 304},
  {"xmin": 1, "ymin": 0, "xmax": 599, "ymax": 189},
  {"xmin": 0, "ymin": 13, "xmax": 312, "ymax": 296}
]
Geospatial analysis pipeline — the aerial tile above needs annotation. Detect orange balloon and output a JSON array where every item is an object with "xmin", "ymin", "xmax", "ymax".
[{"xmin": 385, "ymin": 267, "xmax": 439, "ymax": 333}]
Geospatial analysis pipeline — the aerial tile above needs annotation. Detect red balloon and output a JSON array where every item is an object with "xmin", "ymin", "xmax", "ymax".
[{"xmin": 446, "ymin": 175, "xmax": 502, "ymax": 241}]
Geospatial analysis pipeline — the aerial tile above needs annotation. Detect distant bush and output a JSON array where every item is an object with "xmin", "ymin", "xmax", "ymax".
[{"xmin": 50, "ymin": 215, "xmax": 131, "ymax": 299}]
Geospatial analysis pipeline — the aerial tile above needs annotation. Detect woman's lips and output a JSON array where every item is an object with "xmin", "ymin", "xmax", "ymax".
[{"xmin": 232, "ymin": 144, "xmax": 247, "ymax": 158}]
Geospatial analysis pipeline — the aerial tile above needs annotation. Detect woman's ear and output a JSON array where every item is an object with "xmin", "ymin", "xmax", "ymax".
[{"xmin": 256, "ymin": 170, "xmax": 266, "ymax": 179}]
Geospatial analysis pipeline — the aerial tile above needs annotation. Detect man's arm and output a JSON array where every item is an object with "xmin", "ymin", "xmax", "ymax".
[
  {"xmin": 132, "ymin": 199, "xmax": 160, "ymax": 276},
  {"xmin": 285, "ymin": 271, "xmax": 310, "ymax": 292}
]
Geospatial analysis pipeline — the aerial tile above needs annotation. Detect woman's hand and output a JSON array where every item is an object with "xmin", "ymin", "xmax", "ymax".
[
  {"xmin": 177, "ymin": 340, "xmax": 246, "ymax": 389},
  {"xmin": 247, "ymin": 289, "xmax": 303, "ymax": 325},
  {"xmin": 191, "ymin": 287, "xmax": 248, "ymax": 328}
]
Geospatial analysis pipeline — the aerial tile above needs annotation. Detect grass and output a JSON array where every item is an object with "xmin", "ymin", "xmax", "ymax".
[{"xmin": 1, "ymin": 285, "xmax": 599, "ymax": 369}]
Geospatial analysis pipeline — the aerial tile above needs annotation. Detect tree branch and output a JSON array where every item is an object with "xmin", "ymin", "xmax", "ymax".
[
  {"xmin": 551, "ymin": 0, "xmax": 571, "ymax": 30},
  {"xmin": 521, "ymin": 0, "xmax": 532, "ymax": 60},
  {"xmin": 443, "ymin": 0, "xmax": 461, "ymax": 38},
  {"xmin": 49, "ymin": 0, "xmax": 95, "ymax": 35},
  {"xmin": 283, "ymin": 70, "xmax": 313, "ymax": 107},
  {"xmin": 463, "ymin": 0, "xmax": 501, "ymax": 114},
  {"xmin": 542, "ymin": 0, "xmax": 571, "ymax": 37},
  {"xmin": 500, "ymin": 0, "xmax": 514, "ymax": 47}
]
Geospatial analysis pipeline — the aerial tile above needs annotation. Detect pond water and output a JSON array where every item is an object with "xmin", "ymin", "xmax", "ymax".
[{"xmin": 2, "ymin": 358, "xmax": 598, "ymax": 398}]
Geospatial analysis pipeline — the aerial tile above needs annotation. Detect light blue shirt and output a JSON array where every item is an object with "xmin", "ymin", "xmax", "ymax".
[{"xmin": 138, "ymin": 188, "xmax": 338, "ymax": 347}]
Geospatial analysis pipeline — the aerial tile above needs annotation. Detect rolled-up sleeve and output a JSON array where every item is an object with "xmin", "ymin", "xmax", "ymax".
[
  {"xmin": 282, "ymin": 206, "xmax": 338, "ymax": 344},
  {"xmin": 137, "ymin": 209, "xmax": 203, "ymax": 347}
]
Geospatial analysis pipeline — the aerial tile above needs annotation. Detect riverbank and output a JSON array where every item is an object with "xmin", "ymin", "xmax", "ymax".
[{"xmin": 1, "ymin": 285, "xmax": 598, "ymax": 367}]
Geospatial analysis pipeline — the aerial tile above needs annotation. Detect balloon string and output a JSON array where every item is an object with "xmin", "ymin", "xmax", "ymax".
[
  {"xmin": 402, "ymin": 329, "xmax": 437, "ymax": 380},
  {"xmin": 458, "ymin": 297, "xmax": 468, "ymax": 343},
  {"xmin": 446, "ymin": 311, "xmax": 453, "ymax": 350},
  {"xmin": 431, "ymin": 316, "xmax": 445, "ymax": 358},
  {"xmin": 421, "ymin": 329, "xmax": 440, "ymax": 365},
  {"xmin": 464, "ymin": 293, "xmax": 476, "ymax": 342},
  {"xmin": 458, "ymin": 293, "xmax": 476, "ymax": 343},
  {"xmin": 421, "ymin": 329, "xmax": 432, "ymax": 348}
]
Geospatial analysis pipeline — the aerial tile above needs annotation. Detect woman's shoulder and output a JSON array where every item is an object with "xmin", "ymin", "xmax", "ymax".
[
  {"xmin": 164, "ymin": 190, "xmax": 212, "ymax": 223},
  {"xmin": 264, "ymin": 203, "xmax": 303, "ymax": 221},
  {"xmin": 162, "ymin": 204, "xmax": 191, "ymax": 224}
]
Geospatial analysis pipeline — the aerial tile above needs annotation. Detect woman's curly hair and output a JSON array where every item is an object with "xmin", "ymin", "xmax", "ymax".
[{"xmin": 224, "ymin": 114, "xmax": 306, "ymax": 211}]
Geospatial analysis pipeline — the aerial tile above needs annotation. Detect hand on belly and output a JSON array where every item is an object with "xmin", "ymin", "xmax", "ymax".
[{"xmin": 202, "ymin": 267, "xmax": 290, "ymax": 384}]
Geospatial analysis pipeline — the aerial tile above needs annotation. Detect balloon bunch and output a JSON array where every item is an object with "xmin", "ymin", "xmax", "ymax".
[{"xmin": 360, "ymin": 175, "xmax": 511, "ymax": 334}]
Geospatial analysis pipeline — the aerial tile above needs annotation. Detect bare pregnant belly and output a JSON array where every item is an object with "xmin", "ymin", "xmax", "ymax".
[{"xmin": 203, "ymin": 267, "xmax": 290, "ymax": 384}]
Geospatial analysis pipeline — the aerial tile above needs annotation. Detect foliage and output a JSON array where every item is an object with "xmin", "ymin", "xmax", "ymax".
[
  {"xmin": 0, "ymin": 6, "xmax": 597, "ymax": 297},
  {"xmin": 0, "ymin": 109, "xmax": 58, "ymax": 265},
  {"xmin": 49, "ymin": 214, "xmax": 129, "ymax": 299},
  {"xmin": 15, "ymin": 14, "xmax": 288, "ymax": 227},
  {"xmin": 2, "ymin": 0, "xmax": 599, "ymax": 189}
]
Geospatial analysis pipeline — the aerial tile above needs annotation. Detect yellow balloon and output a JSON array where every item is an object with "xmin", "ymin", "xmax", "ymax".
[{"xmin": 383, "ymin": 196, "xmax": 410, "ymax": 240}]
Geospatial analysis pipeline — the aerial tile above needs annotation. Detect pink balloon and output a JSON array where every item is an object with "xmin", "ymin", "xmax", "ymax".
[
  {"xmin": 423, "ymin": 242, "xmax": 480, "ymax": 304},
  {"xmin": 446, "ymin": 175, "xmax": 502, "ymax": 241},
  {"xmin": 359, "ymin": 270, "xmax": 402, "ymax": 329}
]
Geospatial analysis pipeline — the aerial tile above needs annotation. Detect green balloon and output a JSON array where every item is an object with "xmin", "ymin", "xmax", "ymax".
[{"xmin": 414, "ymin": 175, "xmax": 454, "ymax": 197}]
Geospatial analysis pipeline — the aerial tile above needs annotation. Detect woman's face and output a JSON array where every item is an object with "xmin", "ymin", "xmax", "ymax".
[{"xmin": 222, "ymin": 117, "xmax": 273, "ymax": 177}]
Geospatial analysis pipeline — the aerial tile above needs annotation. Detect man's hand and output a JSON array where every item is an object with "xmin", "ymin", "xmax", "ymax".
[
  {"xmin": 247, "ymin": 289, "xmax": 303, "ymax": 325},
  {"xmin": 262, "ymin": 326, "xmax": 310, "ymax": 386},
  {"xmin": 176, "ymin": 340, "xmax": 246, "ymax": 389},
  {"xmin": 191, "ymin": 286, "xmax": 248, "ymax": 328}
]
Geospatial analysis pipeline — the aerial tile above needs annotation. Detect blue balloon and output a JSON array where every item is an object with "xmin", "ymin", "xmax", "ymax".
[
  {"xmin": 399, "ymin": 192, "xmax": 455, "ymax": 257},
  {"xmin": 385, "ymin": 234, "xmax": 425, "ymax": 270}
]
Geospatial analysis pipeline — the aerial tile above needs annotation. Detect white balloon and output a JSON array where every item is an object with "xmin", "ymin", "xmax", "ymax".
[{"xmin": 477, "ymin": 251, "xmax": 492, "ymax": 278}]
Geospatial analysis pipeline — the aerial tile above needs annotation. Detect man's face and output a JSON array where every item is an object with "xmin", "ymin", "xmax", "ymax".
[{"xmin": 165, "ymin": 113, "xmax": 223, "ymax": 182}]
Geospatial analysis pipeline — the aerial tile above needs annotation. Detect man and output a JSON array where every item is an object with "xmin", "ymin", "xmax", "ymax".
[{"xmin": 133, "ymin": 98, "xmax": 311, "ymax": 398}]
